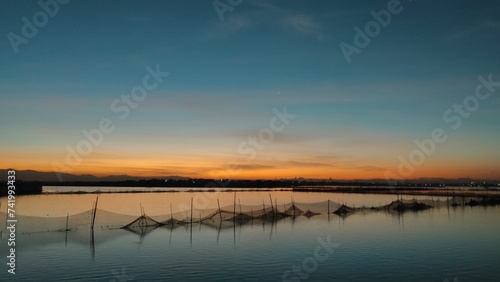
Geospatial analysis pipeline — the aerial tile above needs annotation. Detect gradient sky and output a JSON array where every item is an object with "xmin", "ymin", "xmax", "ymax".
[{"xmin": 1, "ymin": 0, "xmax": 499, "ymax": 180}]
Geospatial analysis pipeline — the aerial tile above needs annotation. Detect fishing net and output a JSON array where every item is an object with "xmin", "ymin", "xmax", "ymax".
[
  {"xmin": 1, "ymin": 195, "xmax": 498, "ymax": 240},
  {"xmin": 0, "ymin": 210, "xmax": 94, "ymax": 234}
]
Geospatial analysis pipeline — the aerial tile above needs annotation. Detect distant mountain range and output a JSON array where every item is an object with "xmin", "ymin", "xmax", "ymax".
[
  {"xmin": 0, "ymin": 169, "xmax": 189, "ymax": 182},
  {"xmin": 0, "ymin": 169, "xmax": 497, "ymax": 184}
]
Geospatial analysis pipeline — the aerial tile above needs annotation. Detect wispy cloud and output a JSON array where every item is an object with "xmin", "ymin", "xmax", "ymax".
[
  {"xmin": 355, "ymin": 165, "xmax": 386, "ymax": 172},
  {"xmin": 203, "ymin": 2, "xmax": 323, "ymax": 40},
  {"xmin": 283, "ymin": 14, "xmax": 323, "ymax": 39},
  {"xmin": 444, "ymin": 20, "xmax": 500, "ymax": 41},
  {"xmin": 232, "ymin": 164, "xmax": 277, "ymax": 171},
  {"xmin": 287, "ymin": 160, "xmax": 336, "ymax": 168}
]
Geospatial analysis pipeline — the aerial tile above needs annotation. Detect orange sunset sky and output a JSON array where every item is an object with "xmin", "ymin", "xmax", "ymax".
[{"xmin": 1, "ymin": 1, "xmax": 499, "ymax": 181}]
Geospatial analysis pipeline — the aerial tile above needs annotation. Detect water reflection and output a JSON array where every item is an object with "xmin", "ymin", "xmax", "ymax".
[{"xmin": 2, "ymin": 192, "xmax": 500, "ymax": 281}]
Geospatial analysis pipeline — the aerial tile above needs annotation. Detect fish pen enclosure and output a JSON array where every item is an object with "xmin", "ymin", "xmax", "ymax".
[{"xmin": 2, "ymin": 195, "xmax": 499, "ymax": 238}]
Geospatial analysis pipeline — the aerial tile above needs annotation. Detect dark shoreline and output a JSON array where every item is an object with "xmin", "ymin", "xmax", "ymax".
[
  {"xmin": 293, "ymin": 186, "xmax": 500, "ymax": 197},
  {"xmin": 40, "ymin": 188, "xmax": 292, "ymax": 195},
  {"xmin": 0, "ymin": 181, "xmax": 43, "ymax": 196},
  {"xmin": 1, "ymin": 180, "xmax": 500, "ymax": 197}
]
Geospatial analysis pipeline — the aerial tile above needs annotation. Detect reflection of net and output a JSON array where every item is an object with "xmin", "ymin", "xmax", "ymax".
[{"xmin": 1, "ymin": 196, "xmax": 498, "ymax": 236}]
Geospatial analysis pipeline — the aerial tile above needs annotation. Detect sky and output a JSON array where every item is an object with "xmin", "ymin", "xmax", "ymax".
[{"xmin": 1, "ymin": 0, "xmax": 499, "ymax": 180}]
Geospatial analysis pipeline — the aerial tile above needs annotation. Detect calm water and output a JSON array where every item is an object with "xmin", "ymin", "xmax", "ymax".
[{"xmin": 1, "ymin": 191, "xmax": 500, "ymax": 281}]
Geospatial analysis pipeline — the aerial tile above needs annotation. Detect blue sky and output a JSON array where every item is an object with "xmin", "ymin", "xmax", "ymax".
[{"xmin": 1, "ymin": 0, "xmax": 499, "ymax": 179}]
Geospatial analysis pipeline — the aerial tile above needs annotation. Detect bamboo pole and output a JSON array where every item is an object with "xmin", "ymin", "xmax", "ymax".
[
  {"xmin": 170, "ymin": 202, "xmax": 173, "ymax": 226},
  {"xmin": 233, "ymin": 191, "xmax": 236, "ymax": 223},
  {"xmin": 275, "ymin": 198, "xmax": 278, "ymax": 217},
  {"xmin": 268, "ymin": 194, "xmax": 274, "ymax": 214},
  {"xmin": 91, "ymin": 196, "xmax": 99, "ymax": 230},
  {"xmin": 262, "ymin": 200, "xmax": 265, "ymax": 219},
  {"xmin": 217, "ymin": 199, "xmax": 222, "ymax": 221},
  {"xmin": 190, "ymin": 197, "xmax": 193, "ymax": 226},
  {"xmin": 239, "ymin": 199, "xmax": 242, "ymax": 215}
]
